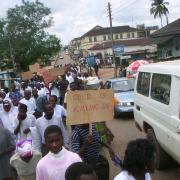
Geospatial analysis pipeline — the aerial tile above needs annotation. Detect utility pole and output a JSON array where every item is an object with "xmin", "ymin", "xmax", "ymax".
[{"xmin": 108, "ymin": 2, "xmax": 117, "ymax": 77}]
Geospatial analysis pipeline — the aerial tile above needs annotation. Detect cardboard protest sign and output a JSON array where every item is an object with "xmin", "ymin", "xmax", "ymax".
[
  {"xmin": 37, "ymin": 68, "xmax": 55, "ymax": 84},
  {"xmin": 29, "ymin": 63, "xmax": 40, "ymax": 72},
  {"xmin": 66, "ymin": 89, "xmax": 114, "ymax": 125},
  {"xmin": 48, "ymin": 68, "xmax": 65, "ymax": 77},
  {"xmin": 21, "ymin": 71, "xmax": 33, "ymax": 80}
]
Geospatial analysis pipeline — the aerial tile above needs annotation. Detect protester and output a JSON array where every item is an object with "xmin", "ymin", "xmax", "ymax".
[
  {"xmin": 71, "ymin": 123, "xmax": 109, "ymax": 180},
  {"xmin": 9, "ymin": 83, "xmax": 22, "ymax": 102},
  {"xmin": 13, "ymin": 103, "xmax": 36, "ymax": 141},
  {"xmin": 65, "ymin": 162, "xmax": 98, "ymax": 180},
  {"xmin": 59, "ymin": 74, "xmax": 69, "ymax": 105},
  {"xmin": 32, "ymin": 88, "xmax": 47, "ymax": 118},
  {"xmin": 20, "ymin": 82, "xmax": 32, "ymax": 97},
  {"xmin": 10, "ymin": 139, "xmax": 42, "ymax": 180},
  {"xmin": 0, "ymin": 100, "xmax": 16, "ymax": 134},
  {"xmin": 36, "ymin": 103, "xmax": 68, "ymax": 155},
  {"xmin": 114, "ymin": 139, "xmax": 156, "ymax": 180},
  {"xmin": 49, "ymin": 95, "xmax": 67, "ymax": 118},
  {"xmin": 36, "ymin": 125, "xmax": 82, "ymax": 180},
  {"xmin": 0, "ymin": 127, "xmax": 15, "ymax": 180},
  {"xmin": 19, "ymin": 90, "xmax": 36, "ymax": 114}
]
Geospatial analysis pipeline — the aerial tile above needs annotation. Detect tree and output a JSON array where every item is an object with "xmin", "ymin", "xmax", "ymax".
[
  {"xmin": 150, "ymin": 0, "xmax": 169, "ymax": 27},
  {"xmin": 0, "ymin": 1, "xmax": 61, "ymax": 71}
]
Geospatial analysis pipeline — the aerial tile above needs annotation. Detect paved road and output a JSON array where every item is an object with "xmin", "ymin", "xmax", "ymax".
[{"xmin": 106, "ymin": 116, "xmax": 180, "ymax": 180}]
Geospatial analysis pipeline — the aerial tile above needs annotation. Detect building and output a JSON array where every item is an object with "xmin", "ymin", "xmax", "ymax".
[
  {"xmin": 88, "ymin": 38, "xmax": 156, "ymax": 64},
  {"xmin": 151, "ymin": 18, "xmax": 180, "ymax": 60},
  {"xmin": 70, "ymin": 25, "xmax": 155, "ymax": 57}
]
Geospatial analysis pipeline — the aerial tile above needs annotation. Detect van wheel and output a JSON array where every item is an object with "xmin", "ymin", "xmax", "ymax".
[{"xmin": 147, "ymin": 129, "xmax": 173, "ymax": 169}]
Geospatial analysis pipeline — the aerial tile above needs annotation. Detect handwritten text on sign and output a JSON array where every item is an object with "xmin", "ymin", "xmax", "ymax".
[{"xmin": 66, "ymin": 89, "xmax": 114, "ymax": 125}]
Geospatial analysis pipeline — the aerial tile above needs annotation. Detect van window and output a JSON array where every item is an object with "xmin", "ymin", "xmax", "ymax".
[
  {"xmin": 151, "ymin": 74, "xmax": 171, "ymax": 105},
  {"xmin": 137, "ymin": 72, "xmax": 150, "ymax": 96}
]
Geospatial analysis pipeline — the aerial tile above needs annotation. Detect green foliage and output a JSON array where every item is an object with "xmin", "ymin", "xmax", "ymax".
[
  {"xmin": 0, "ymin": 1, "xmax": 61, "ymax": 71},
  {"xmin": 150, "ymin": 0, "xmax": 169, "ymax": 26}
]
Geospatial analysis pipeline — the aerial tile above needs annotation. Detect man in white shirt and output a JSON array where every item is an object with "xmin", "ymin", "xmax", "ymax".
[
  {"xmin": 36, "ymin": 125, "xmax": 82, "ymax": 180},
  {"xmin": 13, "ymin": 103, "xmax": 36, "ymax": 141},
  {"xmin": 49, "ymin": 95, "xmax": 67, "ymax": 118},
  {"xmin": 36, "ymin": 103, "xmax": 68, "ymax": 155},
  {"xmin": 20, "ymin": 90, "xmax": 36, "ymax": 114}
]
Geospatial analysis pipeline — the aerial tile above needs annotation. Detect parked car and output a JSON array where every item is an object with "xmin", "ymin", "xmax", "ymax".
[{"xmin": 104, "ymin": 77, "xmax": 135, "ymax": 117}]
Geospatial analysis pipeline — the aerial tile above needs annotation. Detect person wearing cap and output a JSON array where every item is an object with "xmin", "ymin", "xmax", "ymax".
[
  {"xmin": 0, "ymin": 100, "xmax": 16, "ymax": 135},
  {"xmin": 10, "ymin": 139, "xmax": 41, "ymax": 180}
]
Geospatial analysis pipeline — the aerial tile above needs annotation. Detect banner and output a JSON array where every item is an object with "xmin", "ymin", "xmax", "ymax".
[
  {"xmin": 29, "ymin": 63, "xmax": 40, "ymax": 72},
  {"xmin": 66, "ymin": 89, "xmax": 114, "ymax": 125},
  {"xmin": 21, "ymin": 71, "xmax": 33, "ymax": 80},
  {"xmin": 48, "ymin": 68, "xmax": 65, "ymax": 77}
]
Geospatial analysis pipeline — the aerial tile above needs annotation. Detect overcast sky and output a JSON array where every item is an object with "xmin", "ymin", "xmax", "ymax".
[{"xmin": 1, "ymin": 0, "xmax": 179, "ymax": 45}]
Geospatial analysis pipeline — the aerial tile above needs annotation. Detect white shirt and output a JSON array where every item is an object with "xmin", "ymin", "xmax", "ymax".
[
  {"xmin": 54, "ymin": 104, "xmax": 67, "ymax": 117},
  {"xmin": 50, "ymin": 87, "xmax": 60, "ymax": 98},
  {"xmin": 20, "ymin": 98, "xmax": 36, "ymax": 114},
  {"xmin": 66, "ymin": 75, "xmax": 74, "ymax": 84},
  {"xmin": 13, "ymin": 114, "xmax": 36, "ymax": 141},
  {"xmin": 27, "ymin": 127, "xmax": 41, "ymax": 152},
  {"xmin": 0, "ymin": 110, "xmax": 16, "ymax": 133},
  {"xmin": 36, "ymin": 115, "xmax": 68, "ymax": 145},
  {"xmin": 114, "ymin": 171, "xmax": 151, "ymax": 180},
  {"xmin": 38, "ymin": 88, "xmax": 46, "ymax": 97},
  {"xmin": 11, "ymin": 106, "xmax": 18, "ymax": 116}
]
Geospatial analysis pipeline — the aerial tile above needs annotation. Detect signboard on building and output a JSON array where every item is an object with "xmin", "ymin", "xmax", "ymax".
[
  {"xmin": 113, "ymin": 45, "xmax": 124, "ymax": 56},
  {"xmin": 66, "ymin": 89, "xmax": 114, "ymax": 125}
]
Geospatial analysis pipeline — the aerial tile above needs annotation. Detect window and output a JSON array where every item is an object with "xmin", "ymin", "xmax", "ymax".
[
  {"xmin": 132, "ymin": 33, "xmax": 135, "ymax": 38},
  {"xmin": 115, "ymin": 34, "xmax": 119, "ymax": 39},
  {"xmin": 94, "ymin": 37, "xmax": 97, "ymax": 42},
  {"xmin": 137, "ymin": 72, "xmax": 151, "ymax": 96},
  {"xmin": 108, "ymin": 35, "xmax": 111, "ymax": 40},
  {"xmin": 103, "ymin": 36, "xmax": 106, "ymax": 41},
  {"xmin": 151, "ymin": 74, "xmax": 171, "ymax": 105},
  {"xmin": 120, "ymin": 34, "xmax": 123, "ymax": 39},
  {"xmin": 127, "ymin": 33, "xmax": 130, "ymax": 38},
  {"xmin": 89, "ymin": 37, "xmax": 92, "ymax": 42}
]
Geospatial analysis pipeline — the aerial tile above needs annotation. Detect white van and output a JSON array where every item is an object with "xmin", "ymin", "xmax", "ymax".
[{"xmin": 134, "ymin": 60, "xmax": 180, "ymax": 169}]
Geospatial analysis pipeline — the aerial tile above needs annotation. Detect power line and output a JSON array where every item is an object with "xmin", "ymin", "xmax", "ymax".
[{"xmin": 113, "ymin": 0, "xmax": 137, "ymax": 14}]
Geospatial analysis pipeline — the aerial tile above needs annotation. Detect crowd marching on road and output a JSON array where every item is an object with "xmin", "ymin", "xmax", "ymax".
[{"xmin": 0, "ymin": 63, "xmax": 156, "ymax": 180}]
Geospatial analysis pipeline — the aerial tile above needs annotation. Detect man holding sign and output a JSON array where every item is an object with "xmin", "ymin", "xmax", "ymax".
[{"xmin": 67, "ymin": 89, "xmax": 114, "ymax": 180}]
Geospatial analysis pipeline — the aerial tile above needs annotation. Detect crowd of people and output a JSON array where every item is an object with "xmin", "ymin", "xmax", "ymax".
[{"xmin": 0, "ymin": 64, "xmax": 156, "ymax": 180}]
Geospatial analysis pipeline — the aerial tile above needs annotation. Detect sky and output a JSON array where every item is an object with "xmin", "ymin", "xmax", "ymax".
[{"xmin": 0, "ymin": 0, "xmax": 180, "ymax": 45}]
